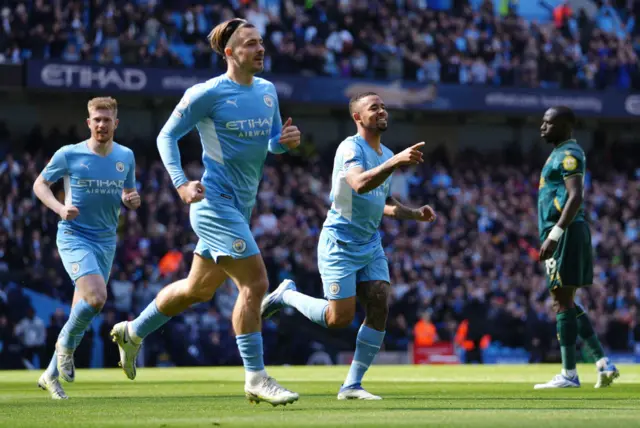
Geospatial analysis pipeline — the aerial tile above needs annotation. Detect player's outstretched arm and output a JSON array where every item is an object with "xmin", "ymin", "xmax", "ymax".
[
  {"xmin": 383, "ymin": 197, "xmax": 436, "ymax": 222},
  {"xmin": 345, "ymin": 142, "xmax": 425, "ymax": 195}
]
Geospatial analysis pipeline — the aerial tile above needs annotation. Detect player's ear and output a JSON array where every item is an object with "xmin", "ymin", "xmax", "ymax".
[
  {"xmin": 352, "ymin": 112, "xmax": 361, "ymax": 123},
  {"xmin": 114, "ymin": 118, "xmax": 119, "ymax": 129},
  {"xmin": 86, "ymin": 118, "xmax": 91, "ymax": 129},
  {"xmin": 224, "ymin": 46, "xmax": 233, "ymax": 59}
]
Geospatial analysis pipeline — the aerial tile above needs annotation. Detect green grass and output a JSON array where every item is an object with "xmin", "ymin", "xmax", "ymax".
[{"xmin": 1, "ymin": 365, "xmax": 639, "ymax": 427}]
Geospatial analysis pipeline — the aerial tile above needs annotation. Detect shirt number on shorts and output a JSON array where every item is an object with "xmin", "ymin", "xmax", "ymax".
[{"xmin": 545, "ymin": 258, "xmax": 560, "ymax": 282}]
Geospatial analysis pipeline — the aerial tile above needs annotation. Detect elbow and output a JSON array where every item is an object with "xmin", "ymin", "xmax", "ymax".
[{"xmin": 354, "ymin": 184, "xmax": 368, "ymax": 195}]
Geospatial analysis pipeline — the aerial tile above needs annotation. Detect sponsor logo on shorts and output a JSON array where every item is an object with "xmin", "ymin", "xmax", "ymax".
[
  {"xmin": 116, "ymin": 161, "xmax": 125, "ymax": 172},
  {"xmin": 71, "ymin": 263, "xmax": 80, "ymax": 274},
  {"xmin": 329, "ymin": 283, "xmax": 340, "ymax": 296},
  {"xmin": 233, "ymin": 239, "xmax": 247, "ymax": 253}
]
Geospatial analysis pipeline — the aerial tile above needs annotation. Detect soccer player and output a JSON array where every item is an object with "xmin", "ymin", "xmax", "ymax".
[
  {"xmin": 109, "ymin": 18, "xmax": 301, "ymax": 406},
  {"xmin": 261, "ymin": 92, "xmax": 436, "ymax": 400},
  {"xmin": 534, "ymin": 106, "xmax": 619, "ymax": 389},
  {"xmin": 33, "ymin": 97, "xmax": 140, "ymax": 399}
]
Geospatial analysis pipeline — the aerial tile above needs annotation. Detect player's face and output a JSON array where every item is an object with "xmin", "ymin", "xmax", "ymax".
[
  {"xmin": 355, "ymin": 96, "xmax": 388, "ymax": 133},
  {"xmin": 230, "ymin": 27, "xmax": 265, "ymax": 74},
  {"xmin": 87, "ymin": 108, "xmax": 118, "ymax": 143},
  {"xmin": 540, "ymin": 109, "xmax": 564, "ymax": 143}
]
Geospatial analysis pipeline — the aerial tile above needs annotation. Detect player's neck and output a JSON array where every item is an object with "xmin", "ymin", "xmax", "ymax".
[
  {"xmin": 87, "ymin": 138, "xmax": 113, "ymax": 157},
  {"xmin": 358, "ymin": 129, "xmax": 382, "ymax": 154},
  {"xmin": 226, "ymin": 68, "xmax": 253, "ymax": 86}
]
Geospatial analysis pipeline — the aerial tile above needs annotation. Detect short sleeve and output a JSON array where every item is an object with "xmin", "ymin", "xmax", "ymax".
[
  {"xmin": 339, "ymin": 140, "xmax": 364, "ymax": 172},
  {"xmin": 41, "ymin": 147, "xmax": 68, "ymax": 183},
  {"xmin": 559, "ymin": 149, "xmax": 585, "ymax": 179}
]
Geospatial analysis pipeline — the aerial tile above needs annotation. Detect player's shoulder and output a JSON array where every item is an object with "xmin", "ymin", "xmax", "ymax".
[
  {"xmin": 58, "ymin": 141, "xmax": 88, "ymax": 155},
  {"xmin": 184, "ymin": 76, "xmax": 225, "ymax": 100},
  {"xmin": 112, "ymin": 142, "xmax": 135, "ymax": 158},
  {"xmin": 253, "ymin": 76, "xmax": 276, "ymax": 92},
  {"xmin": 336, "ymin": 135, "xmax": 361, "ymax": 155}
]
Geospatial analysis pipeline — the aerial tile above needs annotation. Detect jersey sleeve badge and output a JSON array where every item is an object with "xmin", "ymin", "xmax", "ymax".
[{"xmin": 562, "ymin": 155, "xmax": 578, "ymax": 171}]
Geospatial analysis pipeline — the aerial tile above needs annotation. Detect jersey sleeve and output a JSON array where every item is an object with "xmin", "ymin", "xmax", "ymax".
[
  {"xmin": 559, "ymin": 149, "xmax": 585, "ymax": 179},
  {"xmin": 41, "ymin": 147, "xmax": 68, "ymax": 183},
  {"xmin": 157, "ymin": 83, "xmax": 215, "ymax": 189},
  {"xmin": 339, "ymin": 140, "xmax": 364, "ymax": 172},
  {"xmin": 125, "ymin": 150, "xmax": 136, "ymax": 189},
  {"xmin": 267, "ymin": 88, "xmax": 286, "ymax": 154}
]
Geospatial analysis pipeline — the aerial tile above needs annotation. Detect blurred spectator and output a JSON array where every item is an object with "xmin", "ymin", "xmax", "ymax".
[
  {"xmin": 0, "ymin": 1, "xmax": 638, "ymax": 89},
  {"xmin": 14, "ymin": 306, "xmax": 46, "ymax": 367}
]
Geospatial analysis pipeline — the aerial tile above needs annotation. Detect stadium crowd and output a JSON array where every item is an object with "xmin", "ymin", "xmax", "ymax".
[
  {"xmin": 0, "ymin": 0, "xmax": 640, "ymax": 89},
  {"xmin": 0, "ymin": 122, "xmax": 638, "ymax": 369}
]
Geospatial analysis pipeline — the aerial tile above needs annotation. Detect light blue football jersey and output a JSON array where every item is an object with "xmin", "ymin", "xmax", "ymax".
[
  {"xmin": 41, "ymin": 141, "xmax": 136, "ymax": 239},
  {"xmin": 157, "ymin": 74, "xmax": 285, "ymax": 212},
  {"xmin": 322, "ymin": 134, "xmax": 394, "ymax": 244}
]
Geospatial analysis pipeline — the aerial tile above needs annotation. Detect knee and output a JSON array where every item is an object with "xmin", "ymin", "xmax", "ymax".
[
  {"xmin": 326, "ymin": 307, "xmax": 354, "ymax": 329},
  {"xmin": 552, "ymin": 291, "xmax": 575, "ymax": 313},
  {"xmin": 238, "ymin": 278, "xmax": 269, "ymax": 304},
  {"xmin": 84, "ymin": 290, "xmax": 107, "ymax": 310}
]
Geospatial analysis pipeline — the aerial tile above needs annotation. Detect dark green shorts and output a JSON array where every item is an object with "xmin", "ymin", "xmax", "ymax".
[{"xmin": 544, "ymin": 221, "xmax": 594, "ymax": 290}]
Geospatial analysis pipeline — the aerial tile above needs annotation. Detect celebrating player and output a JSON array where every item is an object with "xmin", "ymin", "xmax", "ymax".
[
  {"xmin": 109, "ymin": 18, "xmax": 301, "ymax": 406},
  {"xmin": 261, "ymin": 92, "xmax": 436, "ymax": 400},
  {"xmin": 34, "ymin": 97, "xmax": 140, "ymax": 399},
  {"xmin": 534, "ymin": 106, "xmax": 619, "ymax": 389}
]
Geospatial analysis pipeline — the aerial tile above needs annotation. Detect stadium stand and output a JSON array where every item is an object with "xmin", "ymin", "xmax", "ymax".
[{"xmin": 0, "ymin": 0, "xmax": 639, "ymax": 88}]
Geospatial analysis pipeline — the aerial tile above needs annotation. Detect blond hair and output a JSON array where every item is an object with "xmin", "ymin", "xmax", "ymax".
[
  {"xmin": 207, "ymin": 18, "xmax": 255, "ymax": 57},
  {"xmin": 87, "ymin": 96, "xmax": 118, "ymax": 117}
]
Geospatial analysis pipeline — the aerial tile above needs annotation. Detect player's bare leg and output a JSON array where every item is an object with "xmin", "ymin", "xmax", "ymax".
[
  {"xmin": 535, "ymin": 287, "xmax": 581, "ymax": 389},
  {"xmin": 336, "ymin": 281, "xmax": 388, "ymax": 400},
  {"xmin": 219, "ymin": 254, "xmax": 298, "ymax": 406},
  {"xmin": 111, "ymin": 255, "xmax": 227, "ymax": 380}
]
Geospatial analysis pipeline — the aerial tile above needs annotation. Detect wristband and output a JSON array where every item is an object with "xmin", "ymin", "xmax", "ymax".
[{"xmin": 548, "ymin": 225, "xmax": 564, "ymax": 241}]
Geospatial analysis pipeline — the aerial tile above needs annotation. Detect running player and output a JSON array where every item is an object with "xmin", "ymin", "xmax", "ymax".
[
  {"xmin": 34, "ymin": 97, "xmax": 140, "ymax": 399},
  {"xmin": 261, "ymin": 92, "xmax": 436, "ymax": 400},
  {"xmin": 110, "ymin": 18, "xmax": 301, "ymax": 406},
  {"xmin": 534, "ymin": 106, "xmax": 619, "ymax": 389}
]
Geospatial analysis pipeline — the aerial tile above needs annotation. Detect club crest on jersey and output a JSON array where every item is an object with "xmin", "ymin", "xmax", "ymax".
[
  {"xmin": 329, "ymin": 283, "xmax": 340, "ymax": 296},
  {"xmin": 71, "ymin": 263, "xmax": 80, "ymax": 274},
  {"xmin": 562, "ymin": 155, "xmax": 577, "ymax": 171},
  {"xmin": 233, "ymin": 239, "xmax": 247, "ymax": 253},
  {"xmin": 116, "ymin": 161, "xmax": 125, "ymax": 172},
  {"xmin": 263, "ymin": 95, "xmax": 274, "ymax": 108},
  {"xmin": 343, "ymin": 149, "xmax": 355, "ymax": 161}
]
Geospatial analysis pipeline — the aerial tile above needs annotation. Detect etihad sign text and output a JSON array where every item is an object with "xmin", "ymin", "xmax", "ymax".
[
  {"xmin": 76, "ymin": 179, "xmax": 125, "ymax": 195},
  {"xmin": 41, "ymin": 64, "xmax": 147, "ymax": 91},
  {"xmin": 226, "ymin": 117, "xmax": 272, "ymax": 137}
]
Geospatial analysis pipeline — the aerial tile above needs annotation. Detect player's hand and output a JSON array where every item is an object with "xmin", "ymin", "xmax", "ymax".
[
  {"xmin": 279, "ymin": 117, "xmax": 301, "ymax": 150},
  {"xmin": 392, "ymin": 142, "xmax": 425, "ymax": 167},
  {"xmin": 177, "ymin": 181, "xmax": 205, "ymax": 204},
  {"xmin": 123, "ymin": 191, "xmax": 141, "ymax": 209},
  {"xmin": 539, "ymin": 238, "xmax": 558, "ymax": 261},
  {"xmin": 413, "ymin": 205, "xmax": 436, "ymax": 222},
  {"xmin": 59, "ymin": 205, "xmax": 79, "ymax": 221}
]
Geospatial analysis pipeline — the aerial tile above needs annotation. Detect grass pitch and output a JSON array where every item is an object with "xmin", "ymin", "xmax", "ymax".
[{"xmin": 1, "ymin": 365, "xmax": 639, "ymax": 427}]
